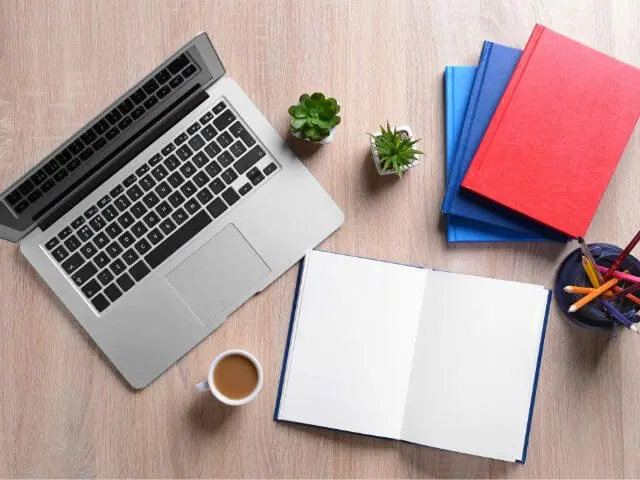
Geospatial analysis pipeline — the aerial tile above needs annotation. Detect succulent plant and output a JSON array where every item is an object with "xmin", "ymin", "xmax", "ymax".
[
  {"xmin": 288, "ymin": 93, "xmax": 341, "ymax": 142},
  {"xmin": 369, "ymin": 123, "xmax": 423, "ymax": 177}
]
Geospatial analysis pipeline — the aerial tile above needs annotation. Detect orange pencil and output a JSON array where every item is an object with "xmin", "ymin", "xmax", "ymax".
[
  {"xmin": 568, "ymin": 278, "xmax": 618, "ymax": 312},
  {"xmin": 563, "ymin": 286, "xmax": 615, "ymax": 297}
]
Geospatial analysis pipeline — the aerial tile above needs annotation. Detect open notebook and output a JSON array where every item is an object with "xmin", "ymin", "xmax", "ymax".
[{"xmin": 275, "ymin": 250, "xmax": 551, "ymax": 463}]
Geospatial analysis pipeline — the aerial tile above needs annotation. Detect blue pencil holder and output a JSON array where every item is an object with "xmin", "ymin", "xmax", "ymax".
[{"xmin": 554, "ymin": 243, "xmax": 640, "ymax": 331}]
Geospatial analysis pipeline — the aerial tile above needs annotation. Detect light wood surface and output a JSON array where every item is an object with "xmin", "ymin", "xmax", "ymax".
[{"xmin": 1, "ymin": 0, "xmax": 639, "ymax": 477}]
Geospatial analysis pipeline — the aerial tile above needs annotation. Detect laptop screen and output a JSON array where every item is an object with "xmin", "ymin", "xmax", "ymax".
[{"xmin": 0, "ymin": 33, "xmax": 225, "ymax": 242}]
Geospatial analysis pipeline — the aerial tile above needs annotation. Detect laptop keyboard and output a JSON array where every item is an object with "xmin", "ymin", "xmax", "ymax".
[{"xmin": 42, "ymin": 100, "xmax": 279, "ymax": 313}]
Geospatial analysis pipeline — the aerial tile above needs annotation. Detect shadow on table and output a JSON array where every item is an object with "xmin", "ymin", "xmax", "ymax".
[
  {"xmin": 360, "ymin": 148, "xmax": 401, "ymax": 193},
  {"xmin": 285, "ymin": 132, "xmax": 324, "ymax": 160},
  {"xmin": 188, "ymin": 393, "xmax": 234, "ymax": 433}
]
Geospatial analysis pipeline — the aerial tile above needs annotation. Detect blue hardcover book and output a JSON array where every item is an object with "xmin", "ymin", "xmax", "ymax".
[
  {"xmin": 444, "ymin": 66, "xmax": 545, "ymax": 243},
  {"xmin": 441, "ymin": 42, "xmax": 566, "ymax": 242},
  {"xmin": 275, "ymin": 250, "xmax": 551, "ymax": 463}
]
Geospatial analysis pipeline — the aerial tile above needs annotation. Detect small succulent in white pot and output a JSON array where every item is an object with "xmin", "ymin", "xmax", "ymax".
[
  {"xmin": 288, "ymin": 92, "xmax": 341, "ymax": 144},
  {"xmin": 369, "ymin": 123, "xmax": 423, "ymax": 176}
]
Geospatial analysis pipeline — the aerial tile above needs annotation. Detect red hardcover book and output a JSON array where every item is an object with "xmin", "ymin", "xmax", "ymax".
[{"xmin": 461, "ymin": 25, "xmax": 640, "ymax": 238}]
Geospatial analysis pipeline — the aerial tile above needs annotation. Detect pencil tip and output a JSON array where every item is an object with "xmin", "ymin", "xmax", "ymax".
[
  {"xmin": 564, "ymin": 286, "xmax": 572, "ymax": 292},
  {"xmin": 632, "ymin": 325, "xmax": 639, "ymax": 333},
  {"xmin": 568, "ymin": 306, "xmax": 577, "ymax": 313}
]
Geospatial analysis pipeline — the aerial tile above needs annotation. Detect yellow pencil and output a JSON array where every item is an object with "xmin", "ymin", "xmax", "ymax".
[
  {"xmin": 568, "ymin": 278, "xmax": 618, "ymax": 312},
  {"xmin": 581, "ymin": 256, "xmax": 601, "ymax": 288},
  {"xmin": 564, "ymin": 285, "xmax": 615, "ymax": 297}
]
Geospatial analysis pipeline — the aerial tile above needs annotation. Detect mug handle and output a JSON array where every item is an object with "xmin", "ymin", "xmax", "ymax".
[{"xmin": 195, "ymin": 381, "xmax": 210, "ymax": 393}]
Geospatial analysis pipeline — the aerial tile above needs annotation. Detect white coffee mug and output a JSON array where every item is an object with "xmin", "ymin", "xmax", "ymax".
[{"xmin": 196, "ymin": 349, "xmax": 263, "ymax": 406}]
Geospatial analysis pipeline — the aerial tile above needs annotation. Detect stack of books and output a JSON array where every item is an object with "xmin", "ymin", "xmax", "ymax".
[{"xmin": 442, "ymin": 24, "xmax": 640, "ymax": 243}]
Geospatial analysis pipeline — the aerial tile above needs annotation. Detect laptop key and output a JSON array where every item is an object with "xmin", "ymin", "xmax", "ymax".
[
  {"xmin": 149, "ymin": 153, "xmax": 163, "ymax": 166},
  {"xmin": 168, "ymin": 191, "xmax": 185, "ymax": 208},
  {"xmin": 135, "ymin": 164, "xmax": 150, "ymax": 176},
  {"xmin": 130, "ymin": 106, "xmax": 144, "ymax": 120},
  {"xmin": 110, "ymin": 259, "xmax": 126, "ymax": 275},
  {"xmin": 131, "ymin": 221, "xmax": 148, "ymax": 238},
  {"xmin": 169, "ymin": 75, "xmax": 183, "ymax": 88},
  {"xmin": 139, "ymin": 174, "xmax": 156, "ymax": 191},
  {"xmin": 152, "ymin": 165, "xmax": 168, "ymax": 181},
  {"xmin": 221, "ymin": 168, "xmax": 238, "ymax": 185},
  {"xmin": 134, "ymin": 238, "xmax": 151, "ymax": 255},
  {"xmin": 156, "ymin": 201, "xmax": 172, "ymax": 218},
  {"xmin": 196, "ymin": 188, "xmax": 213, "ymax": 205},
  {"xmin": 118, "ymin": 116, "xmax": 133, "ymax": 130},
  {"xmin": 72, "ymin": 262, "xmax": 97, "ymax": 286},
  {"xmin": 216, "ymin": 132, "xmax": 232, "ymax": 148},
  {"xmin": 61, "ymin": 252, "xmax": 84, "ymax": 273},
  {"xmin": 234, "ymin": 146, "xmax": 266, "ymax": 174},
  {"xmin": 193, "ymin": 152, "xmax": 209, "ymax": 169},
  {"xmin": 188, "ymin": 134, "xmax": 205, "ymax": 152},
  {"xmin": 143, "ymin": 211, "xmax": 160, "ymax": 228},
  {"xmin": 126, "ymin": 185, "xmax": 143, "ymax": 201},
  {"xmin": 45, "ymin": 237, "xmax": 60, "ymax": 250},
  {"xmin": 129, "ymin": 261, "xmax": 150, "ymax": 281},
  {"xmin": 180, "ymin": 181, "xmax": 197, "ymax": 198},
  {"xmin": 239, "ymin": 183, "xmax": 252, "ymax": 196},
  {"xmin": 171, "ymin": 208, "xmax": 188, "ymax": 225},
  {"xmin": 182, "ymin": 65, "xmax": 196, "ymax": 80},
  {"xmin": 176, "ymin": 145, "xmax": 193, "ymax": 161},
  {"xmin": 247, "ymin": 167, "xmax": 265, "ymax": 186},
  {"xmin": 164, "ymin": 154, "xmax": 180, "ymax": 171},
  {"xmin": 97, "ymin": 195, "xmax": 111, "ymax": 208},
  {"xmin": 118, "ymin": 231, "xmax": 135, "ymax": 248},
  {"xmin": 91, "ymin": 293, "xmax": 110, "ymax": 312},
  {"xmin": 92, "ymin": 137, "xmax": 107, "ymax": 151},
  {"xmin": 263, "ymin": 162, "xmax": 278, "ymax": 175},
  {"xmin": 118, "ymin": 212, "xmax": 135, "ymax": 228},
  {"xmin": 201, "ymin": 124, "xmax": 217, "ymax": 141},
  {"xmin": 82, "ymin": 279, "xmax": 101, "ymax": 298},
  {"xmin": 187, "ymin": 122, "xmax": 200, "ymax": 135},
  {"xmin": 79, "ymin": 148, "xmax": 94, "ymax": 161},
  {"xmin": 116, "ymin": 273, "xmax": 135, "ymax": 292},
  {"xmin": 143, "ymin": 78, "xmax": 159, "ymax": 95},
  {"xmin": 41, "ymin": 178, "xmax": 56, "ymax": 191},
  {"xmin": 105, "ymin": 223, "xmax": 123, "ymax": 239},
  {"xmin": 27, "ymin": 190, "xmax": 43, "ymax": 202},
  {"xmin": 105, "ymin": 127, "xmax": 119, "ymax": 140},
  {"xmin": 110, "ymin": 185, "xmax": 124, "ymax": 198},
  {"xmin": 104, "ymin": 284, "xmax": 123, "ymax": 302},
  {"xmin": 155, "ymin": 181, "xmax": 171, "ymax": 198},
  {"xmin": 81, "ymin": 129, "xmax": 97, "ymax": 145},
  {"xmin": 145, "ymin": 210, "xmax": 212, "ymax": 269},
  {"xmin": 80, "ymin": 242, "xmax": 97, "ymax": 259},
  {"xmin": 206, "ymin": 198, "xmax": 227, "ymax": 219},
  {"xmin": 147, "ymin": 228, "xmax": 164, "ymax": 245},
  {"xmin": 89, "ymin": 215, "xmax": 106, "ymax": 232},
  {"xmin": 229, "ymin": 121, "xmax": 256, "ymax": 147},
  {"xmin": 159, "ymin": 219, "xmax": 176, "ymax": 235},
  {"xmin": 229, "ymin": 140, "xmax": 247, "ymax": 158},
  {"xmin": 114, "ymin": 195, "xmax": 131, "ymax": 211},
  {"xmin": 102, "ymin": 204, "xmax": 118, "ymax": 221},
  {"xmin": 131, "ymin": 88, "xmax": 146, "ymax": 105},
  {"xmin": 218, "ymin": 151, "xmax": 233, "ymax": 168},
  {"xmin": 184, "ymin": 198, "xmax": 200, "ymax": 215},
  {"xmin": 123, "ymin": 174, "xmax": 137, "ymax": 187},
  {"xmin": 77, "ymin": 225, "xmax": 94, "ymax": 241},
  {"xmin": 175, "ymin": 132, "xmax": 189, "ymax": 145},
  {"xmin": 84, "ymin": 205, "xmax": 98, "ymax": 219},
  {"xmin": 118, "ymin": 98, "xmax": 134, "ymax": 115},
  {"xmin": 71, "ymin": 216, "xmax": 85, "ymax": 229},
  {"xmin": 167, "ymin": 172, "xmax": 184, "ymax": 188},
  {"xmin": 59, "ymin": 226, "xmax": 73, "ymax": 240},
  {"xmin": 204, "ymin": 141, "xmax": 221, "ymax": 158},
  {"xmin": 52, "ymin": 245, "xmax": 69, "ymax": 262},
  {"xmin": 43, "ymin": 160, "xmax": 59, "ymax": 175},
  {"xmin": 64, "ymin": 235, "xmax": 81, "ymax": 252},
  {"xmin": 209, "ymin": 178, "xmax": 225, "ymax": 195},
  {"xmin": 213, "ymin": 109, "xmax": 236, "ymax": 130},
  {"xmin": 106, "ymin": 109, "xmax": 122, "ymax": 125},
  {"xmin": 161, "ymin": 144, "xmax": 175, "ymax": 156},
  {"xmin": 106, "ymin": 242, "xmax": 123, "ymax": 258},
  {"xmin": 222, "ymin": 187, "xmax": 240, "ymax": 206},
  {"xmin": 68, "ymin": 139, "xmax": 84, "ymax": 155},
  {"xmin": 213, "ymin": 102, "xmax": 226, "ymax": 114},
  {"xmin": 93, "ymin": 252, "xmax": 110, "ymax": 269},
  {"xmin": 122, "ymin": 248, "xmax": 139, "ymax": 265},
  {"xmin": 130, "ymin": 202, "xmax": 147, "ymax": 219},
  {"xmin": 193, "ymin": 171, "xmax": 209, "ymax": 188},
  {"xmin": 205, "ymin": 161, "xmax": 222, "ymax": 179},
  {"xmin": 157, "ymin": 85, "xmax": 171, "ymax": 99},
  {"xmin": 199, "ymin": 112, "xmax": 214, "ymax": 125},
  {"xmin": 179, "ymin": 161, "xmax": 196, "ymax": 178},
  {"xmin": 97, "ymin": 269, "xmax": 115, "ymax": 286},
  {"xmin": 93, "ymin": 232, "xmax": 110, "ymax": 249}
]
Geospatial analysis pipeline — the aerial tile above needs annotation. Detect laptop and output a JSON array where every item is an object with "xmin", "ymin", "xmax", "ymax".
[{"xmin": 0, "ymin": 33, "xmax": 343, "ymax": 389}]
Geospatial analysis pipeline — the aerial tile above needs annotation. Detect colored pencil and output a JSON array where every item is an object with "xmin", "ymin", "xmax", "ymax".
[
  {"xmin": 600, "ymin": 299, "xmax": 639, "ymax": 333},
  {"xmin": 568, "ymin": 278, "xmax": 618, "ymax": 312},
  {"xmin": 595, "ymin": 265, "xmax": 640, "ymax": 284},
  {"xmin": 577, "ymin": 237, "xmax": 604, "ymax": 285},
  {"xmin": 581, "ymin": 256, "xmax": 601, "ymax": 288},
  {"xmin": 612, "ymin": 282, "xmax": 640, "ymax": 298},
  {"xmin": 564, "ymin": 286, "xmax": 615, "ymax": 297},
  {"xmin": 611, "ymin": 286, "xmax": 640, "ymax": 306},
  {"xmin": 603, "ymin": 230, "xmax": 640, "ymax": 280}
]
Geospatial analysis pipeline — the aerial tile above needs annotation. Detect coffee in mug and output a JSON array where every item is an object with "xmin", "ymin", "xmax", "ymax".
[{"xmin": 196, "ymin": 349, "xmax": 263, "ymax": 406}]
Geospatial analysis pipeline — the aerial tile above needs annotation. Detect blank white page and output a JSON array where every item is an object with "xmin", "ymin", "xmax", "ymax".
[
  {"xmin": 277, "ymin": 250, "xmax": 427, "ymax": 439},
  {"xmin": 401, "ymin": 270, "xmax": 549, "ymax": 462}
]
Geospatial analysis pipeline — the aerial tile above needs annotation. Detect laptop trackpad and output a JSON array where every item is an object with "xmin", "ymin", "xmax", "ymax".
[{"xmin": 166, "ymin": 224, "xmax": 271, "ymax": 327}]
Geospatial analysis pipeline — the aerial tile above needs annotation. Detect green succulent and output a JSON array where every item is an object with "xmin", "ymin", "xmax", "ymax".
[
  {"xmin": 288, "ymin": 92, "xmax": 341, "ymax": 142},
  {"xmin": 369, "ymin": 123, "xmax": 423, "ymax": 177}
]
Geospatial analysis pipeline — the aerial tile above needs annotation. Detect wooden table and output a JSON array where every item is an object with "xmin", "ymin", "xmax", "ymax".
[{"xmin": 1, "ymin": 0, "xmax": 639, "ymax": 477}]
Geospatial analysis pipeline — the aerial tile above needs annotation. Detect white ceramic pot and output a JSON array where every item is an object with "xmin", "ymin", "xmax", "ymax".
[
  {"xmin": 370, "ymin": 125, "xmax": 420, "ymax": 176},
  {"xmin": 291, "ymin": 126, "xmax": 337, "ymax": 144}
]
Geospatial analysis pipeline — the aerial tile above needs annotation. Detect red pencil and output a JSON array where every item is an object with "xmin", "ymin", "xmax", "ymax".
[{"xmin": 604, "ymin": 230, "xmax": 640, "ymax": 280}]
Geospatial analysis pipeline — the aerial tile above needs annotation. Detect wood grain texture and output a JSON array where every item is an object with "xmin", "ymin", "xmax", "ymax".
[{"xmin": 1, "ymin": 0, "xmax": 639, "ymax": 477}]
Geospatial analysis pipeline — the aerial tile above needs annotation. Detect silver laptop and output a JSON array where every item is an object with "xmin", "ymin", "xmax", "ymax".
[{"xmin": 0, "ymin": 33, "xmax": 343, "ymax": 389}]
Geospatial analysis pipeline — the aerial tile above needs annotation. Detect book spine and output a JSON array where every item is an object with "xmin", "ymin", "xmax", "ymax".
[
  {"xmin": 441, "ymin": 42, "xmax": 492, "ymax": 213},
  {"xmin": 444, "ymin": 67, "xmax": 454, "ymax": 183},
  {"xmin": 462, "ymin": 25, "xmax": 545, "ymax": 184}
]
